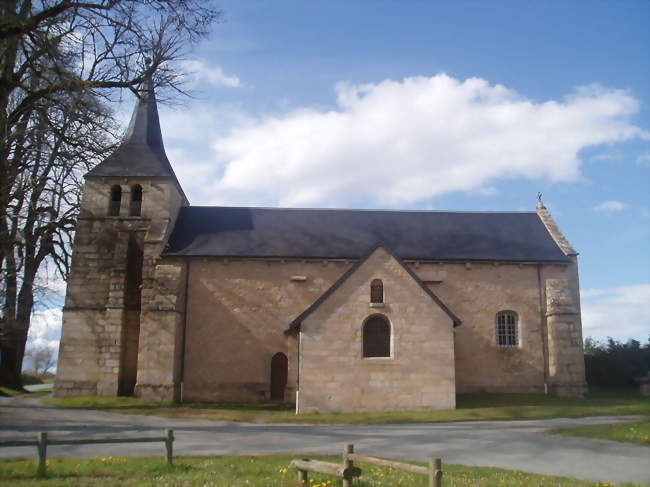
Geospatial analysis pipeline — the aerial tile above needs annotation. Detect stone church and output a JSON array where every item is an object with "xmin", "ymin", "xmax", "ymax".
[{"xmin": 54, "ymin": 83, "xmax": 587, "ymax": 413}]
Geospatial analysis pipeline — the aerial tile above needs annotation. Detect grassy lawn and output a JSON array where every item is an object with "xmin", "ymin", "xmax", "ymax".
[
  {"xmin": 1, "ymin": 386, "xmax": 52, "ymax": 398},
  {"xmin": 0, "ymin": 386, "xmax": 24, "ymax": 397},
  {"xmin": 44, "ymin": 387, "xmax": 650, "ymax": 425},
  {"xmin": 0, "ymin": 455, "xmax": 640, "ymax": 487},
  {"xmin": 30, "ymin": 387, "xmax": 54, "ymax": 395},
  {"xmin": 552, "ymin": 419, "xmax": 650, "ymax": 446}
]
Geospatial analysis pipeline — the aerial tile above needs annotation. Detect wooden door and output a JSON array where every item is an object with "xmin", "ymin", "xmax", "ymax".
[{"xmin": 270, "ymin": 352, "xmax": 288, "ymax": 401}]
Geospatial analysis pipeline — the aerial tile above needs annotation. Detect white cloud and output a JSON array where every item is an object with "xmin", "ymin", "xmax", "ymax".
[
  {"xmin": 592, "ymin": 200, "xmax": 628, "ymax": 212},
  {"xmin": 25, "ymin": 308, "xmax": 63, "ymax": 372},
  {"xmin": 35, "ymin": 258, "xmax": 67, "ymax": 294},
  {"xmin": 581, "ymin": 284, "xmax": 650, "ymax": 341},
  {"xmin": 181, "ymin": 59, "xmax": 241, "ymax": 88},
  {"xmin": 158, "ymin": 103, "xmax": 253, "ymax": 203},
  {"xmin": 196, "ymin": 74, "xmax": 646, "ymax": 207}
]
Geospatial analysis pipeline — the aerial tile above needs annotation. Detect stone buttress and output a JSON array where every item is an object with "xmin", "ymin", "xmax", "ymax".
[{"xmin": 536, "ymin": 200, "xmax": 588, "ymax": 396}]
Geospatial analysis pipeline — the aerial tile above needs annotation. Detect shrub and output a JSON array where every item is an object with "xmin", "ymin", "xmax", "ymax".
[{"xmin": 584, "ymin": 337, "xmax": 650, "ymax": 387}]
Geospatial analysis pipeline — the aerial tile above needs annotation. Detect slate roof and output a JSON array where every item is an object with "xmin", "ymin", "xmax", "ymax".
[
  {"xmin": 285, "ymin": 244, "xmax": 462, "ymax": 334},
  {"xmin": 85, "ymin": 78, "xmax": 185, "ymax": 198},
  {"xmin": 163, "ymin": 206, "xmax": 571, "ymax": 262}
]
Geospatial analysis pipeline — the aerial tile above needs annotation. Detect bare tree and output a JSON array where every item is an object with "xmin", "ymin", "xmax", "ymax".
[
  {"xmin": 0, "ymin": 0, "xmax": 221, "ymax": 389},
  {"xmin": 24, "ymin": 341, "xmax": 56, "ymax": 376}
]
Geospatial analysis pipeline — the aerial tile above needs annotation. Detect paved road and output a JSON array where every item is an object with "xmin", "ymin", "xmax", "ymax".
[
  {"xmin": 0, "ymin": 395, "xmax": 648, "ymax": 484},
  {"xmin": 23, "ymin": 383, "xmax": 54, "ymax": 392}
]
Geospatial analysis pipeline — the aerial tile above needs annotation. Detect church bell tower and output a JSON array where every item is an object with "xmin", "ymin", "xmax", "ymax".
[{"xmin": 54, "ymin": 78, "xmax": 188, "ymax": 400}]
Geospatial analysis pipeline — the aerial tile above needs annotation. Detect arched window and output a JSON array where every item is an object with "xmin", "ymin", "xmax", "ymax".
[
  {"xmin": 363, "ymin": 315, "xmax": 391, "ymax": 357},
  {"xmin": 495, "ymin": 311, "xmax": 518, "ymax": 347},
  {"xmin": 370, "ymin": 279, "xmax": 383, "ymax": 303},
  {"xmin": 108, "ymin": 185, "xmax": 122, "ymax": 216},
  {"xmin": 129, "ymin": 184, "xmax": 143, "ymax": 216}
]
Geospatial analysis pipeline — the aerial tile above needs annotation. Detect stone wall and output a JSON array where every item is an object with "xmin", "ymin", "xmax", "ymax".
[
  {"xmin": 427, "ymin": 260, "xmax": 586, "ymax": 395},
  {"xmin": 55, "ymin": 309, "xmax": 101, "ymax": 396},
  {"xmin": 135, "ymin": 259, "xmax": 187, "ymax": 402},
  {"xmin": 181, "ymin": 258, "xmax": 350, "ymax": 402},
  {"xmin": 297, "ymin": 247, "xmax": 456, "ymax": 413},
  {"xmin": 178, "ymin": 254, "xmax": 585, "ymax": 405},
  {"xmin": 426, "ymin": 261, "xmax": 546, "ymax": 394}
]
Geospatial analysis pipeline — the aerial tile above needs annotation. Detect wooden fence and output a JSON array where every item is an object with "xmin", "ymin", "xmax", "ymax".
[
  {"xmin": 0, "ymin": 429, "xmax": 174, "ymax": 475},
  {"xmin": 2, "ymin": 433, "xmax": 441, "ymax": 485},
  {"xmin": 289, "ymin": 443, "xmax": 443, "ymax": 487}
]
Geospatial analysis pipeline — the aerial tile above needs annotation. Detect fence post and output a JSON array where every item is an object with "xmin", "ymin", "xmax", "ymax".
[
  {"xmin": 298, "ymin": 468, "xmax": 308, "ymax": 484},
  {"xmin": 37, "ymin": 432, "xmax": 47, "ymax": 476},
  {"xmin": 429, "ymin": 457, "xmax": 442, "ymax": 487},
  {"xmin": 342, "ymin": 443, "xmax": 354, "ymax": 487},
  {"xmin": 165, "ymin": 429, "xmax": 174, "ymax": 466}
]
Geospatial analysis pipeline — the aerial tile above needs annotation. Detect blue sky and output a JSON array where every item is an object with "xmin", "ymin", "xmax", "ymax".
[{"xmin": 27, "ymin": 0, "xmax": 650, "ymax": 362}]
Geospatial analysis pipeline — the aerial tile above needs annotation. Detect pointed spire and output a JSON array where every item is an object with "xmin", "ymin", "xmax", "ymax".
[
  {"xmin": 85, "ymin": 73, "xmax": 183, "ymax": 192},
  {"xmin": 121, "ymin": 72, "xmax": 166, "ymax": 156}
]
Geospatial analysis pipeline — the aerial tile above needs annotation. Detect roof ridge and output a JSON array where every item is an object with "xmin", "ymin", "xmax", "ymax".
[{"xmin": 184, "ymin": 205, "xmax": 536, "ymax": 214}]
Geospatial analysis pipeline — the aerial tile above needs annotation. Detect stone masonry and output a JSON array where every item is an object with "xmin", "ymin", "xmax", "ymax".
[{"xmin": 55, "ymin": 177, "xmax": 185, "ymax": 401}]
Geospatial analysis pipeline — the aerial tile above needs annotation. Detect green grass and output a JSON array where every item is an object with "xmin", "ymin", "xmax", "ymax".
[
  {"xmin": 0, "ymin": 455, "xmax": 639, "ymax": 487},
  {"xmin": 30, "ymin": 387, "xmax": 53, "ymax": 395},
  {"xmin": 45, "ymin": 387, "xmax": 650, "ymax": 425},
  {"xmin": 1, "ymin": 386, "xmax": 52, "ymax": 397},
  {"xmin": 553, "ymin": 419, "xmax": 650, "ymax": 446},
  {"xmin": 0, "ymin": 386, "xmax": 24, "ymax": 397}
]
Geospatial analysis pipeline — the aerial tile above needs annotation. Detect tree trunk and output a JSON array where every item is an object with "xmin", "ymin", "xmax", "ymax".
[{"xmin": 0, "ymin": 335, "xmax": 25, "ymax": 390}]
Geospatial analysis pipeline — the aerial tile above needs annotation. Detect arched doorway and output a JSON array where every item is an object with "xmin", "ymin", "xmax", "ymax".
[{"xmin": 270, "ymin": 352, "xmax": 288, "ymax": 401}]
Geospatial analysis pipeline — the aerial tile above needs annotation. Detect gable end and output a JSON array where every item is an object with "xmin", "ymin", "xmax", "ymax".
[{"xmin": 284, "ymin": 243, "xmax": 462, "ymax": 335}]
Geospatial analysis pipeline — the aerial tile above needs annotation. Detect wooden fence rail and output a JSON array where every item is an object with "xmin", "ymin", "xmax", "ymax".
[
  {"xmin": 289, "ymin": 458, "xmax": 362, "ymax": 483},
  {"xmin": 345, "ymin": 444, "xmax": 442, "ymax": 487},
  {"xmin": 289, "ymin": 444, "xmax": 443, "ymax": 487},
  {"xmin": 0, "ymin": 429, "xmax": 174, "ymax": 475},
  {"xmin": 347, "ymin": 453, "xmax": 429, "ymax": 475}
]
